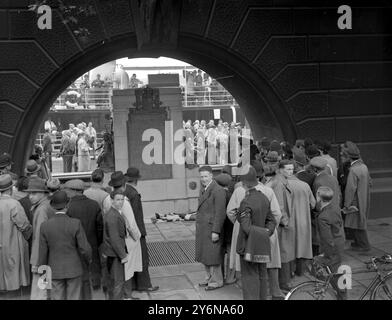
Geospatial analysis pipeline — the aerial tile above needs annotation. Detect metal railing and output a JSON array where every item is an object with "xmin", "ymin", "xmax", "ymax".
[
  {"xmin": 182, "ymin": 87, "xmax": 237, "ymax": 108},
  {"xmin": 51, "ymin": 87, "xmax": 113, "ymax": 111}
]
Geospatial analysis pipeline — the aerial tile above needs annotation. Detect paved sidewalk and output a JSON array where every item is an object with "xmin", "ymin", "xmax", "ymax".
[{"xmin": 122, "ymin": 217, "xmax": 392, "ymax": 300}]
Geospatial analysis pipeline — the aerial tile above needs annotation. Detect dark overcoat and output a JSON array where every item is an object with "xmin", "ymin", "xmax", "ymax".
[
  {"xmin": 195, "ymin": 180, "xmax": 227, "ymax": 266},
  {"xmin": 67, "ymin": 195, "xmax": 103, "ymax": 281}
]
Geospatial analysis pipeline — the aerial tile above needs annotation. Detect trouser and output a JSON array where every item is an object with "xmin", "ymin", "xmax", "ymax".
[
  {"xmin": 221, "ymin": 243, "xmax": 236, "ymax": 283},
  {"xmin": 62, "ymin": 155, "xmax": 73, "ymax": 173},
  {"xmin": 30, "ymin": 273, "xmax": 48, "ymax": 300},
  {"xmin": 80, "ymin": 279, "xmax": 92, "ymax": 300},
  {"xmin": 312, "ymin": 245, "xmax": 319, "ymax": 257},
  {"xmin": 45, "ymin": 152, "xmax": 52, "ymax": 171},
  {"xmin": 295, "ymin": 258, "xmax": 309, "ymax": 276},
  {"xmin": 132, "ymin": 237, "xmax": 153, "ymax": 290},
  {"xmin": 279, "ymin": 262, "xmax": 292, "ymax": 290},
  {"xmin": 240, "ymin": 259, "xmax": 268, "ymax": 300},
  {"xmin": 0, "ymin": 288, "xmax": 24, "ymax": 300},
  {"xmin": 351, "ymin": 229, "xmax": 371, "ymax": 249},
  {"xmin": 268, "ymin": 268, "xmax": 283, "ymax": 297},
  {"xmin": 51, "ymin": 277, "xmax": 82, "ymax": 300},
  {"xmin": 203, "ymin": 264, "xmax": 223, "ymax": 287},
  {"xmin": 106, "ymin": 257, "xmax": 125, "ymax": 300}
]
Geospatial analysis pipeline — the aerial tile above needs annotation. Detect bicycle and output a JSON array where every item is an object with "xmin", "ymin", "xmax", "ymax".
[{"xmin": 285, "ymin": 254, "xmax": 392, "ymax": 300}]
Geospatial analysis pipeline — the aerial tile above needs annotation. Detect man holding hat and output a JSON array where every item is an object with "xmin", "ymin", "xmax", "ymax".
[
  {"xmin": 310, "ymin": 156, "xmax": 341, "ymax": 256},
  {"xmin": 124, "ymin": 167, "xmax": 159, "ymax": 293},
  {"xmin": 38, "ymin": 191, "xmax": 92, "ymax": 300},
  {"xmin": 25, "ymin": 176, "xmax": 54, "ymax": 300},
  {"xmin": 342, "ymin": 141, "xmax": 372, "ymax": 252},
  {"xmin": 0, "ymin": 174, "xmax": 32, "ymax": 299},
  {"xmin": 196, "ymin": 165, "xmax": 227, "ymax": 291},
  {"xmin": 64, "ymin": 179, "xmax": 103, "ymax": 299},
  {"xmin": 0, "ymin": 153, "xmax": 18, "ymax": 181}
]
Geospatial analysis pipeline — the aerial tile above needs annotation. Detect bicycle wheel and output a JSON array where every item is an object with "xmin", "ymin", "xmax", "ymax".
[
  {"xmin": 371, "ymin": 272, "xmax": 392, "ymax": 300},
  {"xmin": 285, "ymin": 281, "xmax": 338, "ymax": 300}
]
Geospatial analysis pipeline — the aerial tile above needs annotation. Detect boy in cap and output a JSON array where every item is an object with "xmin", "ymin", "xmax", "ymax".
[{"xmin": 38, "ymin": 191, "xmax": 92, "ymax": 300}]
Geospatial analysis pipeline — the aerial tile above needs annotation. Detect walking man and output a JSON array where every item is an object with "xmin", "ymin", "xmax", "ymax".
[
  {"xmin": 196, "ymin": 166, "xmax": 227, "ymax": 290},
  {"xmin": 124, "ymin": 167, "xmax": 159, "ymax": 292},
  {"xmin": 38, "ymin": 191, "xmax": 92, "ymax": 300}
]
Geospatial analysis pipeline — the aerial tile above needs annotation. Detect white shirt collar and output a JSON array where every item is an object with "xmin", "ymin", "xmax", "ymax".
[
  {"xmin": 351, "ymin": 159, "xmax": 360, "ymax": 166},
  {"xmin": 204, "ymin": 179, "xmax": 213, "ymax": 191}
]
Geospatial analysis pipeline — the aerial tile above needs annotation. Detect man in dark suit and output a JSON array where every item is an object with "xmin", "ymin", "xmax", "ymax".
[
  {"xmin": 196, "ymin": 165, "xmax": 227, "ymax": 291},
  {"xmin": 310, "ymin": 156, "xmax": 341, "ymax": 256},
  {"xmin": 102, "ymin": 190, "xmax": 128, "ymax": 300},
  {"xmin": 64, "ymin": 179, "xmax": 103, "ymax": 299},
  {"xmin": 124, "ymin": 167, "xmax": 159, "ymax": 292},
  {"xmin": 237, "ymin": 165, "xmax": 276, "ymax": 300},
  {"xmin": 38, "ymin": 191, "xmax": 92, "ymax": 300}
]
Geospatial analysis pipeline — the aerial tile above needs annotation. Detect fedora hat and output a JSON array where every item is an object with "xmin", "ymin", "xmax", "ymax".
[
  {"xmin": 63, "ymin": 179, "xmax": 85, "ymax": 191},
  {"xmin": 344, "ymin": 141, "xmax": 360, "ymax": 158},
  {"xmin": 50, "ymin": 190, "xmax": 69, "ymax": 210},
  {"xmin": 0, "ymin": 174, "xmax": 15, "ymax": 192},
  {"xmin": 108, "ymin": 171, "xmax": 126, "ymax": 187},
  {"xmin": 47, "ymin": 177, "xmax": 61, "ymax": 191},
  {"xmin": 240, "ymin": 165, "xmax": 258, "ymax": 188},
  {"xmin": 266, "ymin": 151, "xmax": 279, "ymax": 163},
  {"xmin": 310, "ymin": 156, "xmax": 328, "ymax": 170},
  {"xmin": 25, "ymin": 160, "xmax": 41, "ymax": 175},
  {"xmin": 125, "ymin": 167, "xmax": 141, "ymax": 181},
  {"xmin": 0, "ymin": 153, "xmax": 13, "ymax": 169},
  {"xmin": 215, "ymin": 173, "xmax": 232, "ymax": 187},
  {"xmin": 25, "ymin": 177, "xmax": 49, "ymax": 193}
]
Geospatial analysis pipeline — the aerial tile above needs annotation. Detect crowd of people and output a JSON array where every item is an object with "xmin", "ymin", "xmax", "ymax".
[
  {"xmin": 194, "ymin": 137, "xmax": 371, "ymax": 300},
  {"xmin": 0, "ymin": 134, "xmax": 372, "ymax": 300},
  {"xmin": 0, "ymin": 154, "xmax": 159, "ymax": 300},
  {"xmin": 183, "ymin": 119, "xmax": 251, "ymax": 165}
]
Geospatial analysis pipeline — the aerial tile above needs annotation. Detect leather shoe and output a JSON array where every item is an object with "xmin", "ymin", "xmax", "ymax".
[
  {"xmin": 205, "ymin": 285, "xmax": 223, "ymax": 291},
  {"xmin": 199, "ymin": 282, "xmax": 209, "ymax": 287},
  {"xmin": 146, "ymin": 286, "xmax": 159, "ymax": 292}
]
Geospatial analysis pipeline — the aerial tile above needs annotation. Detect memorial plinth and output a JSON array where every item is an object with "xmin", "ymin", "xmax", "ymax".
[{"xmin": 112, "ymin": 86, "xmax": 199, "ymax": 221}]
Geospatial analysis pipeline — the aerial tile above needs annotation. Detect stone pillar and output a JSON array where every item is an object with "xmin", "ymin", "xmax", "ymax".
[{"xmin": 112, "ymin": 89, "xmax": 135, "ymax": 172}]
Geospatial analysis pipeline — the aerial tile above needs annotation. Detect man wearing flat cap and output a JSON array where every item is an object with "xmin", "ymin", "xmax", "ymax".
[
  {"xmin": 196, "ymin": 165, "xmax": 227, "ymax": 290},
  {"xmin": 342, "ymin": 141, "xmax": 372, "ymax": 252},
  {"xmin": 310, "ymin": 156, "xmax": 341, "ymax": 256},
  {"xmin": 0, "ymin": 174, "xmax": 32, "ymax": 299},
  {"xmin": 25, "ymin": 176, "xmax": 54, "ymax": 300},
  {"xmin": 38, "ymin": 191, "xmax": 92, "ymax": 300},
  {"xmin": 64, "ymin": 179, "xmax": 103, "ymax": 299}
]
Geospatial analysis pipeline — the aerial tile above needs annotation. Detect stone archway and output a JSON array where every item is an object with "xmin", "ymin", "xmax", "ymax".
[{"xmin": 11, "ymin": 34, "xmax": 295, "ymax": 174}]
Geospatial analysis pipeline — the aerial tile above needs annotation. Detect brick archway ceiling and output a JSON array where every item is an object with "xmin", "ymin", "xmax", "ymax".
[{"xmin": 1, "ymin": 0, "xmax": 392, "ymax": 174}]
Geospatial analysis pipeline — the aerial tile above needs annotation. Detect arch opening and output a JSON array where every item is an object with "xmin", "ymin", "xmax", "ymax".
[{"xmin": 12, "ymin": 34, "xmax": 296, "ymax": 174}]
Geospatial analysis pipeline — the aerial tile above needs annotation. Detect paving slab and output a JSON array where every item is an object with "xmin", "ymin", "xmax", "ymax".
[
  {"xmin": 151, "ymin": 275, "xmax": 194, "ymax": 291},
  {"xmin": 149, "ymin": 289, "xmax": 201, "ymax": 300}
]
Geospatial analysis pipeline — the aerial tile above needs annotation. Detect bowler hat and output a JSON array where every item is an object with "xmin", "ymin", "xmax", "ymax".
[
  {"xmin": 25, "ymin": 177, "xmax": 49, "ymax": 193},
  {"xmin": 310, "ymin": 156, "xmax": 328, "ymax": 170},
  {"xmin": 0, "ymin": 153, "xmax": 13, "ymax": 169},
  {"xmin": 240, "ymin": 165, "xmax": 258, "ymax": 188},
  {"xmin": 25, "ymin": 160, "xmax": 41, "ymax": 175},
  {"xmin": 0, "ymin": 174, "xmax": 15, "ymax": 192},
  {"xmin": 63, "ymin": 179, "xmax": 85, "ymax": 191},
  {"xmin": 50, "ymin": 190, "xmax": 69, "ymax": 210},
  {"xmin": 125, "ymin": 167, "xmax": 141, "ymax": 181},
  {"xmin": 108, "ymin": 171, "xmax": 126, "ymax": 187},
  {"xmin": 215, "ymin": 173, "xmax": 232, "ymax": 187}
]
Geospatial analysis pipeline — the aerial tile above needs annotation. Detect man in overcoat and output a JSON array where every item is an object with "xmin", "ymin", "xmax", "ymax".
[
  {"xmin": 0, "ymin": 175, "xmax": 32, "ymax": 299},
  {"xmin": 343, "ymin": 142, "xmax": 372, "ymax": 252},
  {"xmin": 38, "ymin": 191, "xmax": 92, "ymax": 300},
  {"xmin": 196, "ymin": 165, "xmax": 227, "ymax": 290},
  {"xmin": 124, "ymin": 167, "xmax": 159, "ymax": 292},
  {"xmin": 64, "ymin": 179, "xmax": 103, "ymax": 298}
]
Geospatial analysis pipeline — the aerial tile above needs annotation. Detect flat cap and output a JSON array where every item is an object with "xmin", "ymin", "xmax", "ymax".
[
  {"xmin": 310, "ymin": 156, "xmax": 328, "ymax": 169},
  {"xmin": 63, "ymin": 179, "xmax": 85, "ymax": 191}
]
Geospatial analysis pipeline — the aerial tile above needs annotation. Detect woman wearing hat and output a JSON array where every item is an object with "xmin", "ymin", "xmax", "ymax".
[{"xmin": 0, "ymin": 174, "xmax": 32, "ymax": 298}]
